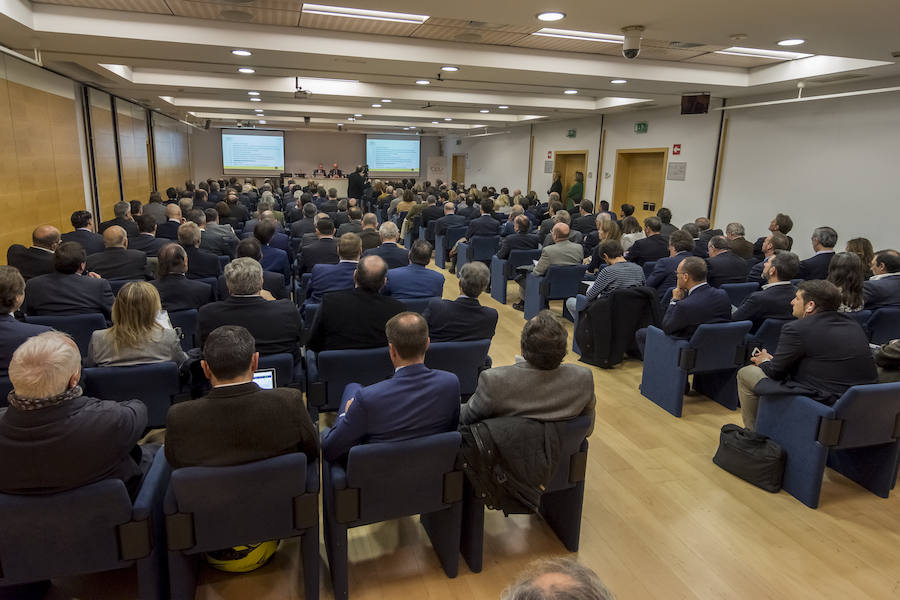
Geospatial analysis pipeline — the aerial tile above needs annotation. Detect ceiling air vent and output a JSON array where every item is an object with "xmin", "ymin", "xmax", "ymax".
[
  {"xmin": 220, "ymin": 9, "xmax": 254, "ymax": 22},
  {"xmin": 669, "ymin": 41, "xmax": 705, "ymax": 49},
  {"xmin": 807, "ymin": 73, "xmax": 868, "ymax": 85},
  {"xmin": 455, "ymin": 32, "xmax": 483, "ymax": 43}
]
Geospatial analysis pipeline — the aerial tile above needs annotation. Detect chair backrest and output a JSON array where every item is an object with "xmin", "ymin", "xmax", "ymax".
[
  {"xmin": 399, "ymin": 296, "xmax": 439, "ymax": 314},
  {"xmin": 25, "ymin": 313, "xmax": 107, "ymax": 356},
  {"xmin": 446, "ymin": 226, "xmax": 467, "ymax": 250},
  {"xmin": 425, "ymin": 340, "xmax": 491, "ymax": 396},
  {"xmin": 507, "ymin": 249, "xmax": 542, "ymax": 271},
  {"xmin": 0, "ymin": 479, "xmax": 134, "ymax": 582},
  {"xmin": 109, "ymin": 279, "xmax": 139, "ymax": 296},
  {"xmin": 168, "ymin": 309, "xmax": 198, "ymax": 352},
  {"xmin": 642, "ymin": 261, "xmax": 657, "ymax": 277},
  {"xmin": 543, "ymin": 264, "xmax": 588, "ymax": 300},
  {"xmin": 165, "ymin": 453, "xmax": 316, "ymax": 555},
  {"xmin": 753, "ymin": 318, "xmax": 792, "ymax": 354},
  {"xmin": 315, "ymin": 347, "xmax": 394, "ymax": 410},
  {"xmin": 721, "ymin": 282, "xmax": 761, "ymax": 307},
  {"xmin": 344, "ymin": 431, "xmax": 461, "ymax": 525},
  {"xmin": 217, "ymin": 255, "xmax": 230, "ymax": 270},
  {"xmin": 829, "ymin": 383, "xmax": 900, "ymax": 449},
  {"xmin": 468, "ymin": 236, "xmax": 501, "ymax": 261},
  {"xmin": 868, "ymin": 308, "xmax": 900, "ymax": 345},
  {"xmin": 82, "ymin": 361, "xmax": 181, "ymax": 427},
  {"xmin": 683, "ymin": 321, "xmax": 753, "ymax": 371},
  {"xmin": 844, "ymin": 309, "xmax": 872, "ymax": 332},
  {"xmin": 0, "ymin": 376, "xmax": 10, "ymax": 407},
  {"xmin": 545, "ymin": 416, "xmax": 593, "ymax": 492},
  {"xmin": 258, "ymin": 353, "xmax": 295, "ymax": 386}
]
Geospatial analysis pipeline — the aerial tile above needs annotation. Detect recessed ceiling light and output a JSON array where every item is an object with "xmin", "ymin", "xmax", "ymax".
[
  {"xmin": 247, "ymin": 91, "xmax": 260, "ymax": 96},
  {"xmin": 348, "ymin": 117, "xmax": 355, "ymax": 121},
  {"xmin": 479, "ymin": 109, "xmax": 489, "ymax": 113},
  {"xmin": 371, "ymin": 103, "xmax": 382, "ymax": 107},
  {"xmin": 497, "ymin": 105, "xmax": 509, "ymax": 109},
  {"xmin": 254, "ymin": 108, "xmax": 264, "ymax": 112},
  {"xmin": 381, "ymin": 98, "xmax": 392, "ymax": 103},
  {"xmin": 415, "ymin": 80, "xmax": 430, "ymax": 85},
  {"xmin": 536, "ymin": 11, "xmax": 565, "ymax": 22},
  {"xmin": 301, "ymin": 3, "xmax": 429, "ymax": 25},
  {"xmin": 431, "ymin": 121, "xmax": 439, "ymax": 124},
  {"xmin": 777, "ymin": 38, "xmax": 806, "ymax": 46},
  {"xmin": 610, "ymin": 79, "xmax": 627, "ymax": 84},
  {"xmin": 237, "ymin": 67, "xmax": 255, "ymax": 74},
  {"xmin": 258, "ymin": 120, "xmax": 266, "ymax": 124},
  {"xmin": 353, "ymin": 113, "xmax": 362, "ymax": 117},
  {"xmin": 533, "ymin": 28, "xmax": 623, "ymax": 43},
  {"xmin": 232, "ymin": 49, "xmax": 252, "ymax": 56},
  {"xmin": 441, "ymin": 66, "xmax": 459, "ymax": 72},
  {"xmin": 250, "ymin": 97, "xmax": 261, "ymax": 102},
  {"xmin": 444, "ymin": 118, "xmax": 452, "ymax": 121},
  {"xmin": 564, "ymin": 89, "xmax": 578, "ymax": 95}
]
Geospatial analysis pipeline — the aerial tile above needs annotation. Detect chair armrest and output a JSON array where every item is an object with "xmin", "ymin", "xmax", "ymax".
[
  {"xmin": 324, "ymin": 459, "xmax": 348, "ymax": 491},
  {"xmin": 306, "ymin": 457, "xmax": 320, "ymax": 493},
  {"xmin": 756, "ymin": 394, "xmax": 835, "ymax": 444},
  {"xmin": 132, "ymin": 451, "xmax": 171, "ymax": 521}
]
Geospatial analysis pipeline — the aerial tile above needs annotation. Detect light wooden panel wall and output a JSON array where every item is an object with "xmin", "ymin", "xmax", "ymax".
[
  {"xmin": 152, "ymin": 113, "xmax": 191, "ymax": 193},
  {"xmin": 89, "ymin": 89, "xmax": 121, "ymax": 221},
  {"xmin": 116, "ymin": 98, "xmax": 151, "ymax": 203}
]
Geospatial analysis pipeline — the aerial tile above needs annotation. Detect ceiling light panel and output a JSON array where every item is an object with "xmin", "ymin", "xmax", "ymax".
[
  {"xmin": 532, "ymin": 28, "xmax": 624, "ymax": 44},
  {"xmin": 716, "ymin": 46, "xmax": 813, "ymax": 60},
  {"xmin": 301, "ymin": 3, "xmax": 429, "ymax": 24}
]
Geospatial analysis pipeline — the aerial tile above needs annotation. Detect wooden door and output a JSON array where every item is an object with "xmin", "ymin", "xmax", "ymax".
[
  {"xmin": 553, "ymin": 151, "xmax": 587, "ymax": 205},
  {"xmin": 451, "ymin": 154, "xmax": 466, "ymax": 185},
  {"xmin": 612, "ymin": 149, "xmax": 667, "ymax": 223}
]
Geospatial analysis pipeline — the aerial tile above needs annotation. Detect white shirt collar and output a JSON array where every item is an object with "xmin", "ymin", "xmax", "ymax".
[
  {"xmin": 33, "ymin": 246, "xmax": 54, "ymax": 254},
  {"xmin": 763, "ymin": 280, "xmax": 792, "ymax": 289},
  {"xmin": 814, "ymin": 249, "xmax": 835, "ymax": 256},
  {"xmin": 213, "ymin": 380, "xmax": 252, "ymax": 388},
  {"xmin": 871, "ymin": 272, "xmax": 900, "ymax": 280},
  {"xmin": 688, "ymin": 282, "xmax": 707, "ymax": 295}
]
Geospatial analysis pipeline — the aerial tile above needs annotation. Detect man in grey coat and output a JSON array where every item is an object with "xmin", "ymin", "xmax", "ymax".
[{"xmin": 513, "ymin": 222, "xmax": 583, "ymax": 311}]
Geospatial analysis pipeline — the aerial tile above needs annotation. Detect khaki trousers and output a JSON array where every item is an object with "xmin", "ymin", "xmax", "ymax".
[{"xmin": 737, "ymin": 365, "xmax": 768, "ymax": 431}]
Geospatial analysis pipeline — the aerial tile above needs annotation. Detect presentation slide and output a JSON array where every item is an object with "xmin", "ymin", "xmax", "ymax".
[
  {"xmin": 366, "ymin": 135, "xmax": 420, "ymax": 174},
  {"xmin": 221, "ymin": 129, "xmax": 285, "ymax": 173}
]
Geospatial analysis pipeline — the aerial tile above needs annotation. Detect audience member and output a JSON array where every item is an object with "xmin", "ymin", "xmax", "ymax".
[
  {"xmin": 424, "ymin": 262, "xmax": 497, "ymax": 342},
  {"xmin": 291, "ymin": 202, "xmax": 318, "ymax": 238},
  {"xmin": 542, "ymin": 211, "xmax": 583, "ymax": 246},
  {"xmin": 98, "ymin": 201, "xmax": 139, "ymax": 237},
  {"xmin": 86, "ymin": 226, "xmax": 147, "ymax": 281},
  {"xmin": 143, "ymin": 191, "xmax": 167, "ymax": 225},
  {"xmin": 421, "ymin": 195, "xmax": 444, "ymax": 230},
  {"xmin": 738, "ymin": 280, "xmax": 877, "ymax": 430},
  {"xmin": 501, "ymin": 557, "xmax": 613, "ymax": 600},
  {"xmin": 846, "ymin": 237, "xmax": 875, "ymax": 279},
  {"xmin": 585, "ymin": 220, "xmax": 622, "ymax": 272},
  {"xmin": 572, "ymin": 201, "xmax": 597, "ymax": 235},
  {"xmin": 156, "ymin": 204, "xmax": 184, "ymax": 239},
  {"xmin": 23, "ymin": 242, "xmax": 114, "ymax": 318},
  {"xmin": 434, "ymin": 202, "xmax": 467, "ymax": 239},
  {"xmin": 299, "ymin": 217, "xmax": 339, "ymax": 274},
  {"xmin": 798, "ymin": 226, "xmax": 837, "ymax": 280},
  {"xmin": 178, "ymin": 221, "xmax": 222, "ymax": 280},
  {"xmin": 747, "ymin": 231, "xmax": 789, "ymax": 284},
  {"xmin": 619, "ymin": 216, "xmax": 645, "ymax": 253},
  {"xmin": 538, "ymin": 201, "xmax": 564, "ymax": 240},
  {"xmin": 383, "ymin": 240, "xmax": 445, "ymax": 299},
  {"xmin": 199, "ymin": 208, "xmax": 239, "ymax": 256},
  {"xmin": 307, "ymin": 232, "xmax": 362, "ymax": 303},
  {"xmin": 874, "ymin": 339, "xmax": 900, "ymax": 383},
  {"xmin": 513, "ymin": 223, "xmax": 583, "ymax": 311},
  {"xmin": 863, "ymin": 249, "xmax": 900, "ymax": 310},
  {"xmin": 363, "ymin": 222, "xmax": 409, "ymax": 269},
  {"xmin": 128, "ymin": 215, "xmax": 168, "ymax": 257},
  {"xmin": 645, "ymin": 230, "xmax": 694, "ymax": 299},
  {"xmin": 252, "ymin": 219, "xmax": 290, "ymax": 282},
  {"xmin": 827, "ymin": 252, "xmax": 865, "ymax": 312},
  {"xmin": 725, "ymin": 222, "xmax": 754, "ymax": 259},
  {"xmin": 753, "ymin": 213, "xmax": 794, "ymax": 259},
  {"xmin": 655, "ymin": 207, "xmax": 677, "ymax": 240},
  {"xmin": 681, "ymin": 222, "xmax": 707, "ymax": 258},
  {"xmin": 498, "ymin": 215, "xmax": 540, "ymax": 260},
  {"xmin": 567, "ymin": 239, "xmax": 645, "ymax": 317},
  {"xmin": 337, "ymin": 207, "xmax": 364, "ymax": 237},
  {"xmin": 61, "ymin": 211, "xmax": 105, "ymax": 255},
  {"xmin": 320, "ymin": 312, "xmax": 460, "ymax": 462},
  {"xmin": 620, "ymin": 202, "xmax": 635, "ymax": 220},
  {"xmin": 626, "ymin": 217, "xmax": 668, "ymax": 266},
  {"xmin": 695, "ymin": 216, "xmax": 722, "ymax": 245},
  {"xmin": 6, "ymin": 225, "xmax": 60, "ymax": 281},
  {"xmin": 466, "ymin": 199, "xmax": 502, "ymax": 238},
  {"xmin": 732, "ymin": 251, "xmax": 799, "ymax": 331},
  {"xmin": 0, "ymin": 267, "xmax": 51, "ymax": 376},
  {"xmin": 705, "ymin": 235, "xmax": 750, "ymax": 287},
  {"xmin": 152, "ymin": 243, "xmax": 213, "ymax": 311}
]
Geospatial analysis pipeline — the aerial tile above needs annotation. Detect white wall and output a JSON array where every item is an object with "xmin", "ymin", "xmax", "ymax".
[
  {"xmin": 441, "ymin": 128, "xmax": 531, "ymax": 192},
  {"xmin": 530, "ymin": 117, "xmax": 603, "ymax": 200}
]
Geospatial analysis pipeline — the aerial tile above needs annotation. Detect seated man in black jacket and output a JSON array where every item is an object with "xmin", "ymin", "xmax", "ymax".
[
  {"xmin": 152, "ymin": 243, "xmax": 214, "ymax": 312},
  {"xmin": 705, "ymin": 235, "xmax": 750, "ymax": 287},
  {"xmin": 497, "ymin": 215, "xmax": 540, "ymax": 260},
  {"xmin": 85, "ymin": 226, "xmax": 148, "ymax": 281},
  {"xmin": 732, "ymin": 251, "xmax": 798, "ymax": 331},
  {"xmin": 24, "ymin": 242, "xmax": 115, "ymax": 318},
  {"xmin": 626, "ymin": 216, "xmax": 669, "ymax": 266},
  {"xmin": 424, "ymin": 262, "xmax": 498, "ymax": 342},
  {"xmin": 178, "ymin": 221, "xmax": 222, "ymax": 280}
]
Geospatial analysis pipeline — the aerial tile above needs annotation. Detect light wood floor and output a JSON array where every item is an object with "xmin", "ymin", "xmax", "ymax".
[{"xmin": 53, "ymin": 262, "xmax": 900, "ymax": 600}]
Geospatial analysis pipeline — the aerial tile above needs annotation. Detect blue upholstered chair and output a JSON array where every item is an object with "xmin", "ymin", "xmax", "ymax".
[
  {"xmin": 460, "ymin": 416, "xmax": 592, "ymax": 573},
  {"xmin": 570, "ymin": 294, "xmax": 589, "ymax": 354},
  {"xmin": 721, "ymin": 282, "xmax": 760, "ymax": 307},
  {"xmin": 258, "ymin": 352, "xmax": 301, "ymax": 387},
  {"xmin": 323, "ymin": 431, "xmax": 463, "ymax": 599},
  {"xmin": 191, "ymin": 276, "xmax": 218, "ymax": 294},
  {"xmin": 866, "ymin": 308, "xmax": 900, "ymax": 344},
  {"xmin": 489, "ymin": 249, "xmax": 542, "ymax": 304},
  {"xmin": 216, "ymin": 255, "xmax": 230, "ymax": 273},
  {"xmin": 750, "ymin": 318, "xmax": 792, "ymax": 355},
  {"xmin": 642, "ymin": 261, "xmax": 657, "ymax": 278},
  {"xmin": 456, "ymin": 236, "xmax": 500, "ymax": 272},
  {"xmin": 164, "ymin": 453, "xmax": 319, "ymax": 600},
  {"xmin": 168, "ymin": 309, "xmax": 198, "ymax": 352},
  {"xmin": 293, "ymin": 272, "xmax": 312, "ymax": 307},
  {"xmin": 0, "ymin": 451, "xmax": 170, "ymax": 599},
  {"xmin": 425, "ymin": 340, "xmax": 491, "ymax": 398},
  {"xmin": 25, "ymin": 313, "xmax": 107, "ymax": 357},
  {"xmin": 756, "ymin": 383, "xmax": 900, "ymax": 508},
  {"xmin": 82, "ymin": 362, "xmax": 181, "ymax": 428},
  {"xmin": 640, "ymin": 321, "xmax": 753, "ymax": 417},
  {"xmin": 398, "ymin": 296, "xmax": 440, "ymax": 314},
  {"xmin": 109, "ymin": 279, "xmax": 140, "ymax": 296},
  {"xmin": 0, "ymin": 376, "xmax": 10, "ymax": 408},
  {"xmin": 435, "ymin": 226, "xmax": 466, "ymax": 270},
  {"xmin": 305, "ymin": 347, "xmax": 394, "ymax": 418},
  {"xmin": 523, "ymin": 264, "xmax": 588, "ymax": 319}
]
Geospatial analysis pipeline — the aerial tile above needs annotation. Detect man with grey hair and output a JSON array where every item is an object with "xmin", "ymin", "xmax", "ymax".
[
  {"xmin": 725, "ymin": 221, "xmax": 754, "ymax": 259},
  {"xmin": 513, "ymin": 223, "xmax": 583, "ymax": 311},
  {"xmin": 178, "ymin": 221, "xmax": 222, "ymax": 280},
  {"xmin": 799, "ymin": 226, "xmax": 838, "ymax": 280},
  {"xmin": 198, "ymin": 257, "xmax": 302, "ymax": 362},
  {"xmin": 424, "ymin": 262, "xmax": 498, "ymax": 342},
  {"xmin": 98, "ymin": 200, "xmax": 139, "ymax": 237},
  {"xmin": 501, "ymin": 557, "xmax": 613, "ymax": 600},
  {"xmin": 363, "ymin": 221, "xmax": 409, "ymax": 269},
  {"xmin": 199, "ymin": 208, "xmax": 239, "ymax": 257},
  {"xmin": 359, "ymin": 213, "xmax": 382, "ymax": 250}
]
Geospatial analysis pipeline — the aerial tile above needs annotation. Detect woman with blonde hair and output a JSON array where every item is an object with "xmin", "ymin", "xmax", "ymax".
[{"xmin": 86, "ymin": 281, "xmax": 187, "ymax": 367}]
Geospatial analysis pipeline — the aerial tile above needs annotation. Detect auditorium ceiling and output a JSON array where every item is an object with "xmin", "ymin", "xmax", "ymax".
[{"xmin": 0, "ymin": 0, "xmax": 897, "ymax": 133}]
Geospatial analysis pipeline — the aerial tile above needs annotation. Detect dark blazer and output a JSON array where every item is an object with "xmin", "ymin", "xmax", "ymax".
[
  {"xmin": 706, "ymin": 251, "xmax": 751, "ymax": 287},
  {"xmin": 336, "ymin": 220, "xmax": 363, "ymax": 237},
  {"xmin": 290, "ymin": 218, "xmax": 316, "ymax": 238},
  {"xmin": 333, "ymin": 211, "xmax": 350, "ymax": 228},
  {"xmin": 86, "ymin": 247, "xmax": 147, "ymax": 281},
  {"xmin": 698, "ymin": 228, "xmax": 723, "ymax": 245},
  {"xmin": 423, "ymin": 296, "xmax": 498, "ymax": 342},
  {"xmin": 747, "ymin": 257, "xmax": 768, "ymax": 285},
  {"xmin": 358, "ymin": 230, "xmax": 381, "ymax": 251},
  {"xmin": 646, "ymin": 251, "xmax": 690, "ymax": 298},
  {"xmin": 155, "ymin": 219, "xmax": 182, "ymax": 240},
  {"xmin": 259, "ymin": 245, "xmax": 290, "ymax": 282},
  {"xmin": 299, "ymin": 238, "xmax": 339, "ymax": 274},
  {"xmin": 757, "ymin": 311, "xmax": 878, "ymax": 405},
  {"xmin": 457, "ymin": 205, "xmax": 478, "ymax": 221},
  {"xmin": 572, "ymin": 214, "xmax": 597, "ymax": 235},
  {"xmin": 626, "ymin": 234, "xmax": 669, "ymax": 266},
  {"xmin": 729, "ymin": 237, "xmax": 755, "ymax": 259},
  {"xmin": 6, "ymin": 246, "xmax": 55, "ymax": 281},
  {"xmin": 383, "ymin": 264, "xmax": 445, "ymax": 299},
  {"xmin": 306, "ymin": 288, "xmax": 404, "ymax": 352},
  {"xmin": 0, "ymin": 395, "xmax": 146, "ymax": 496},
  {"xmin": 863, "ymin": 274, "xmax": 900, "ymax": 310},
  {"xmin": 421, "ymin": 205, "xmax": 444, "ymax": 227},
  {"xmin": 321, "ymin": 363, "xmax": 460, "ymax": 462},
  {"xmin": 732, "ymin": 282, "xmax": 796, "ymax": 331},
  {"xmin": 659, "ymin": 223, "xmax": 678, "ymax": 240},
  {"xmin": 183, "ymin": 246, "xmax": 222, "ymax": 280},
  {"xmin": 244, "ymin": 219, "xmax": 284, "ymax": 236},
  {"xmin": 434, "ymin": 214, "xmax": 466, "ymax": 235},
  {"xmin": 23, "ymin": 272, "xmax": 115, "ymax": 318},
  {"xmin": 199, "ymin": 296, "xmax": 302, "ymax": 361},
  {"xmin": 152, "ymin": 274, "xmax": 213, "ymax": 312},
  {"xmin": 128, "ymin": 234, "xmax": 168, "ymax": 257},
  {"xmin": 61, "ymin": 229, "xmax": 105, "ymax": 255},
  {"xmin": 692, "ymin": 239, "xmax": 709, "ymax": 258},
  {"xmin": 497, "ymin": 233, "xmax": 540, "ymax": 260},
  {"xmin": 307, "ymin": 261, "xmax": 357, "ymax": 303},
  {"xmin": 661, "ymin": 283, "xmax": 732, "ymax": 338},
  {"xmin": 347, "ymin": 171, "xmax": 365, "ymax": 199},
  {"xmin": 217, "ymin": 271, "xmax": 288, "ymax": 301},
  {"xmin": 363, "ymin": 242, "xmax": 410, "ymax": 269},
  {"xmin": 164, "ymin": 382, "xmax": 319, "ymax": 469},
  {"xmin": 98, "ymin": 217, "xmax": 139, "ymax": 238},
  {"xmin": 798, "ymin": 251, "xmax": 835, "ymax": 281},
  {"xmin": 754, "ymin": 235, "xmax": 794, "ymax": 260},
  {"xmin": 0, "ymin": 315, "xmax": 51, "ymax": 376},
  {"xmin": 465, "ymin": 215, "xmax": 501, "ymax": 239}
]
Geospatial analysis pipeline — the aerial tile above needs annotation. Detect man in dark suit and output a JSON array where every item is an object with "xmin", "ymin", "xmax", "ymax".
[
  {"xmin": 85, "ymin": 226, "xmax": 147, "ymax": 281},
  {"xmin": 725, "ymin": 222, "xmax": 755, "ymax": 259},
  {"xmin": 572, "ymin": 200, "xmax": 597, "ymax": 236},
  {"xmin": 156, "ymin": 204, "xmax": 184, "ymax": 240},
  {"xmin": 251, "ymin": 219, "xmax": 290, "ymax": 283},
  {"xmin": 657, "ymin": 208, "xmax": 677, "ymax": 240},
  {"xmin": 299, "ymin": 217, "xmax": 339, "ymax": 275},
  {"xmin": 24, "ymin": 243, "xmax": 115, "ymax": 318},
  {"xmin": 178, "ymin": 222, "xmax": 222, "ymax": 280},
  {"xmin": 433, "ymin": 202, "xmax": 466, "ymax": 236},
  {"xmin": 798, "ymin": 226, "xmax": 837, "ymax": 280},
  {"xmin": 165, "ymin": 325, "xmax": 318, "ymax": 469},
  {"xmin": 864, "ymin": 249, "xmax": 900, "ymax": 310},
  {"xmin": 321, "ymin": 312, "xmax": 460, "ymax": 462},
  {"xmin": 336, "ymin": 207, "xmax": 363, "ymax": 237},
  {"xmin": 327, "ymin": 164, "xmax": 343, "ymax": 179},
  {"xmin": 363, "ymin": 222, "xmax": 409, "ymax": 269},
  {"xmin": 307, "ymin": 233, "xmax": 361, "ymax": 303},
  {"xmin": 7, "ymin": 225, "xmax": 60, "ymax": 282},
  {"xmin": 421, "ymin": 196, "xmax": 444, "ymax": 230},
  {"xmin": 98, "ymin": 201, "xmax": 139, "ymax": 237},
  {"xmin": 199, "ymin": 258, "xmax": 302, "ymax": 362},
  {"xmin": 733, "ymin": 251, "xmax": 799, "ymax": 331},
  {"xmin": 347, "ymin": 165, "xmax": 365, "ymax": 200},
  {"xmin": 152, "ymin": 243, "xmax": 213, "ymax": 312},
  {"xmin": 290, "ymin": 202, "xmax": 318, "ymax": 238},
  {"xmin": 497, "ymin": 215, "xmax": 540, "ymax": 260},
  {"xmin": 424, "ymin": 262, "xmax": 497, "ymax": 342},
  {"xmin": 306, "ymin": 255, "xmax": 405, "ymax": 352},
  {"xmin": 706, "ymin": 235, "xmax": 751, "ymax": 287},
  {"xmin": 216, "ymin": 238, "xmax": 288, "ymax": 301},
  {"xmin": 0, "ymin": 267, "xmax": 51, "ymax": 376},
  {"xmin": 695, "ymin": 217, "xmax": 723, "ymax": 246},
  {"xmin": 320, "ymin": 189, "xmax": 339, "ymax": 214},
  {"xmin": 738, "ymin": 280, "xmax": 877, "ymax": 430},
  {"xmin": 753, "ymin": 213, "xmax": 794, "ymax": 260},
  {"xmin": 384, "ymin": 240, "xmax": 445, "ymax": 299},
  {"xmin": 645, "ymin": 230, "xmax": 695, "ymax": 299},
  {"xmin": 626, "ymin": 217, "xmax": 669, "ymax": 266},
  {"xmin": 128, "ymin": 215, "xmax": 168, "ymax": 257},
  {"xmin": 635, "ymin": 256, "xmax": 732, "ymax": 356},
  {"xmin": 680, "ymin": 223, "xmax": 707, "ymax": 258},
  {"xmin": 61, "ymin": 211, "xmax": 105, "ymax": 255},
  {"xmin": 465, "ymin": 199, "xmax": 502, "ymax": 239},
  {"xmin": 747, "ymin": 232, "xmax": 790, "ymax": 285},
  {"xmin": 457, "ymin": 195, "xmax": 478, "ymax": 221},
  {"xmin": 358, "ymin": 213, "xmax": 382, "ymax": 251}
]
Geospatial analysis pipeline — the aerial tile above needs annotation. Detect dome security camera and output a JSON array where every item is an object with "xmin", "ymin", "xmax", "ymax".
[{"xmin": 622, "ymin": 26, "xmax": 645, "ymax": 60}]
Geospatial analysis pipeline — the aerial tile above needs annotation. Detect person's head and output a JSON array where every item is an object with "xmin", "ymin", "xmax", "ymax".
[
  {"xmin": 668, "ymin": 230, "xmax": 694, "ymax": 255},
  {"xmin": 0, "ymin": 266, "xmax": 26, "ymax": 313},
  {"xmin": 596, "ymin": 212, "xmax": 611, "ymax": 226},
  {"xmin": 354, "ymin": 255, "xmax": 388, "ymax": 292},
  {"xmin": 548, "ymin": 192, "xmax": 560, "ymax": 205},
  {"xmin": 103, "ymin": 226, "xmax": 128, "ymax": 249},
  {"xmin": 166, "ymin": 204, "xmax": 183, "ymax": 221},
  {"xmin": 250, "ymin": 220, "xmax": 275, "ymax": 245},
  {"xmin": 113, "ymin": 201, "xmax": 130, "ymax": 220},
  {"xmin": 178, "ymin": 221, "xmax": 202, "ymax": 247},
  {"xmin": 793, "ymin": 280, "xmax": 842, "ymax": 318},
  {"xmin": 574, "ymin": 171, "xmax": 584, "ymax": 183},
  {"xmin": 32, "ymin": 225, "xmax": 61, "ymax": 250},
  {"xmin": 70, "ymin": 210, "xmax": 93, "ymax": 230},
  {"xmin": 620, "ymin": 203, "xmax": 635, "ymax": 218},
  {"xmin": 109, "ymin": 281, "xmax": 162, "ymax": 350},
  {"xmin": 521, "ymin": 311, "xmax": 567, "ymax": 370},
  {"xmin": 827, "ymin": 252, "xmax": 865, "ymax": 310},
  {"xmin": 765, "ymin": 251, "xmax": 800, "ymax": 283},
  {"xmin": 379, "ymin": 221, "xmax": 400, "ymax": 242},
  {"xmin": 361, "ymin": 213, "xmax": 378, "ymax": 230},
  {"xmin": 157, "ymin": 243, "xmax": 188, "ymax": 277},
  {"xmin": 846, "ymin": 238, "xmax": 874, "ymax": 274},
  {"xmin": 681, "ymin": 222, "xmax": 700, "ymax": 239},
  {"xmin": 458, "ymin": 261, "xmax": 490, "ymax": 298},
  {"xmin": 385, "ymin": 312, "xmax": 429, "ymax": 366},
  {"xmin": 53, "ymin": 242, "xmax": 86, "ymax": 275},
  {"xmin": 763, "ymin": 231, "xmax": 790, "ymax": 256},
  {"xmin": 643, "ymin": 216, "xmax": 662, "ymax": 235},
  {"xmin": 465, "ymin": 195, "xmax": 476, "ymax": 207},
  {"xmin": 512, "ymin": 215, "xmax": 530, "ymax": 234},
  {"xmin": 770, "ymin": 213, "xmax": 793, "ymax": 234},
  {"xmin": 578, "ymin": 200, "xmax": 592, "ymax": 216},
  {"xmin": 136, "ymin": 215, "xmax": 157, "ymax": 235},
  {"xmin": 598, "ymin": 220, "xmax": 621, "ymax": 242},
  {"xmin": 201, "ymin": 326, "xmax": 259, "ymax": 385},
  {"xmin": 707, "ymin": 235, "xmax": 730, "ymax": 257},
  {"xmin": 185, "ymin": 209, "xmax": 206, "ymax": 227},
  {"xmin": 481, "ymin": 197, "xmax": 494, "ymax": 214},
  {"xmin": 725, "ymin": 222, "xmax": 745, "ymax": 240},
  {"xmin": 302, "ymin": 202, "xmax": 317, "ymax": 219},
  {"xmin": 443, "ymin": 202, "xmax": 456, "ymax": 215},
  {"xmin": 236, "ymin": 237, "xmax": 263, "ymax": 261},
  {"xmin": 8, "ymin": 332, "xmax": 82, "ymax": 400},
  {"xmin": 811, "ymin": 226, "xmax": 838, "ymax": 251},
  {"xmin": 178, "ymin": 197, "xmax": 193, "ymax": 215},
  {"xmin": 224, "ymin": 257, "xmax": 263, "ymax": 295},
  {"xmin": 408, "ymin": 240, "xmax": 432, "ymax": 266},
  {"xmin": 694, "ymin": 216, "xmax": 710, "ymax": 231},
  {"xmin": 620, "ymin": 216, "xmax": 641, "ymax": 235},
  {"xmin": 551, "ymin": 222, "xmax": 570, "ymax": 243},
  {"xmin": 548, "ymin": 200, "xmax": 562, "ymax": 216},
  {"xmin": 599, "ymin": 200, "xmax": 610, "ymax": 212},
  {"xmin": 204, "ymin": 208, "xmax": 219, "ymax": 224},
  {"xmin": 552, "ymin": 171, "xmax": 560, "ymax": 181},
  {"xmin": 328, "ymin": 187, "xmax": 338, "ymax": 200},
  {"xmin": 654, "ymin": 207, "xmax": 672, "ymax": 225},
  {"xmin": 501, "ymin": 557, "xmax": 613, "ymax": 600},
  {"xmin": 348, "ymin": 207, "xmax": 362, "ymax": 222},
  {"xmin": 129, "ymin": 200, "xmax": 143, "ymax": 217},
  {"xmin": 599, "ymin": 239, "xmax": 624, "ymax": 264},
  {"xmin": 338, "ymin": 232, "xmax": 362, "ymax": 261},
  {"xmin": 315, "ymin": 218, "xmax": 335, "ymax": 238},
  {"xmin": 871, "ymin": 249, "xmax": 900, "ymax": 276},
  {"xmin": 676, "ymin": 256, "xmax": 707, "ymax": 290},
  {"xmin": 165, "ymin": 187, "xmax": 177, "ymax": 200},
  {"xmin": 555, "ymin": 210, "xmax": 571, "ymax": 226}
]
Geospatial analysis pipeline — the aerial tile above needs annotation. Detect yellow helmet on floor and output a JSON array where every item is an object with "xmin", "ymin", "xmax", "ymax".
[{"xmin": 204, "ymin": 540, "xmax": 279, "ymax": 573}]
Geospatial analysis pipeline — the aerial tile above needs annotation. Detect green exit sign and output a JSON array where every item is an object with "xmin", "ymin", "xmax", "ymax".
[
  {"xmin": 634, "ymin": 121, "xmax": 649, "ymax": 134},
  {"xmin": 567, "ymin": 129, "xmax": 577, "ymax": 138}
]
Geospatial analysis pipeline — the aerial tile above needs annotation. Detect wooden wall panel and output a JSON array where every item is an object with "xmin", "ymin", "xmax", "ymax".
[
  {"xmin": 89, "ymin": 90, "xmax": 121, "ymax": 221},
  {"xmin": 152, "ymin": 113, "xmax": 191, "ymax": 193},
  {"xmin": 116, "ymin": 100, "xmax": 151, "ymax": 203}
]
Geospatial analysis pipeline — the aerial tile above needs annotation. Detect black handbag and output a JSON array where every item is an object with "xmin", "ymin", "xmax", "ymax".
[{"xmin": 713, "ymin": 424, "xmax": 785, "ymax": 493}]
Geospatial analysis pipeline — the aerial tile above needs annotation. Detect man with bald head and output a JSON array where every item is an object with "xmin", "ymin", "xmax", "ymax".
[
  {"xmin": 512, "ymin": 222, "xmax": 583, "ymax": 311},
  {"xmin": 156, "ymin": 203, "xmax": 184, "ymax": 240},
  {"xmin": 85, "ymin": 226, "xmax": 147, "ymax": 280},
  {"xmin": 6, "ymin": 225, "xmax": 60, "ymax": 281}
]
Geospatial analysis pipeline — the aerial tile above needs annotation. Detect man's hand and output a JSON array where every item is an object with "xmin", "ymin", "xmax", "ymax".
[
  {"xmin": 344, "ymin": 397, "xmax": 354, "ymax": 412},
  {"xmin": 259, "ymin": 289, "xmax": 276, "ymax": 301},
  {"xmin": 86, "ymin": 271, "xmax": 102, "ymax": 279},
  {"xmin": 750, "ymin": 349, "xmax": 773, "ymax": 365},
  {"xmin": 672, "ymin": 287, "xmax": 686, "ymax": 301}
]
